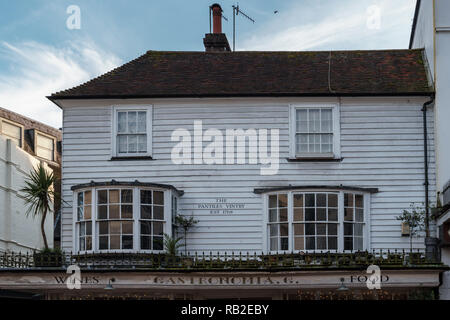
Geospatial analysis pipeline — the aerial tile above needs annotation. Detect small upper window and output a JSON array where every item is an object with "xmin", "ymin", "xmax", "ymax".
[
  {"xmin": 0, "ymin": 119, "xmax": 23, "ymax": 147},
  {"xmin": 36, "ymin": 132, "xmax": 55, "ymax": 161},
  {"xmin": 290, "ymin": 105, "xmax": 340, "ymax": 158},
  {"xmin": 113, "ymin": 106, "xmax": 152, "ymax": 157}
]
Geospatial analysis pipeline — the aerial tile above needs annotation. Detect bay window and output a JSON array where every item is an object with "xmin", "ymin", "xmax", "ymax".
[
  {"xmin": 74, "ymin": 184, "xmax": 175, "ymax": 253},
  {"xmin": 265, "ymin": 190, "xmax": 368, "ymax": 252}
]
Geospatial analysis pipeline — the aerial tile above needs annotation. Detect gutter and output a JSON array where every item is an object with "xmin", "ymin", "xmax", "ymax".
[{"xmin": 422, "ymin": 95, "xmax": 435, "ymax": 237}]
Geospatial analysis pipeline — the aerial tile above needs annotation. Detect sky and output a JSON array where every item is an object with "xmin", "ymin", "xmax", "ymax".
[{"xmin": 0, "ymin": 0, "xmax": 417, "ymax": 128}]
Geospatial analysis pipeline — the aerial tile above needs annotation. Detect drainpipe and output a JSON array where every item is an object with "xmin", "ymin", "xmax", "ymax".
[{"xmin": 422, "ymin": 95, "xmax": 438, "ymax": 261}]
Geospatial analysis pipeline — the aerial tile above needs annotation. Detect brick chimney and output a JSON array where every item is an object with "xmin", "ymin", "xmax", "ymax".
[{"xmin": 203, "ymin": 4, "xmax": 231, "ymax": 52}]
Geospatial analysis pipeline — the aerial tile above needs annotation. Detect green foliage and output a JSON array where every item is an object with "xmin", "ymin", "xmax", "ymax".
[
  {"xmin": 163, "ymin": 234, "xmax": 184, "ymax": 256},
  {"xmin": 21, "ymin": 163, "xmax": 59, "ymax": 250},
  {"xmin": 175, "ymin": 214, "xmax": 198, "ymax": 230},
  {"xmin": 397, "ymin": 203, "xmax": 426, "ymax": 252}
]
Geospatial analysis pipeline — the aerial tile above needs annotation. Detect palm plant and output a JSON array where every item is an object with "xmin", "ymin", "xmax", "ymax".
[
  {"xmin": 163, "ymin": 233, "xmax": 184, "ymax": 256},
  {"xmin": 21, "ymin": 163, "xmax": 58, "ymax": 250}
]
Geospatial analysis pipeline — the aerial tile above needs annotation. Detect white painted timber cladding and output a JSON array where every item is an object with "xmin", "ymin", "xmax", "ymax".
[{"xmin": 59, "ymin": 97, "xmax": 435, "ymax": 253}]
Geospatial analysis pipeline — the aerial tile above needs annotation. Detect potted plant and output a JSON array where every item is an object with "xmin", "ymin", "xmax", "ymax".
[
  {"xmin": 21, "ymin": 163, "xmax": 63, "ymax": 267},
  {"xmin": 174, "ymin": 214, "xmax": 198, "ymax": 255},
  {"xmin": 397, "ymin": 203, "xmax": 425, "ymax": 263}
]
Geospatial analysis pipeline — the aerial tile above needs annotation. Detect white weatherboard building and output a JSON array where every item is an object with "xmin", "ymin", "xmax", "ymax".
[
  {"xmin": 0, "ymin": 3, "xmax": 447, "ymax": 300},
  {"xmin": 410, "ymin": 0, "xmax": 450, "ymax": 300}
]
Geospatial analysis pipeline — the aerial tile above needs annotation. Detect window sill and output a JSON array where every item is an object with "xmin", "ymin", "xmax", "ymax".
[
  {"xmin": 110, "ymin": 156, "xmax": 153, "ymax": 161},
  {"xmin": 287, "ymin": 157, "xmax": 343, "ymax": 162}
]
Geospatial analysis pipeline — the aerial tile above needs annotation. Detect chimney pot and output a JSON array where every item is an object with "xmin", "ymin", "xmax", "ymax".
[{"xmin": 211, "ymin": 3, "xmax": 222, "ymax": 34}]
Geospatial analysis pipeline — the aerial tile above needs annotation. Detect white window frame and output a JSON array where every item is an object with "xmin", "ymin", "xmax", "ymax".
[
  {"xmin": 262, "ymin": 189, "xmax": 370, "ymax": 253},
  {"xmin": 0, "ymin": 117, "xmax": 24, "ymax": 148},
  {"xmin": 34, "ymin": 130, "xmax": 56, "ymax": 162},
  {"xmin": 111, "ymin": 105, "xmax": 153, "ymax": 158},
  {"xmin": 72, "ymin": 186, "xmax": 172, "ymax": 254},
  {"xmin": 289, "ymin": 104, "xmax": 340, "ymax": 159}
]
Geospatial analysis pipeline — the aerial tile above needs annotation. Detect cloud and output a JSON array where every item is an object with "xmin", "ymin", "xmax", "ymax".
[
  {"xmin": 0, "ymin": 40, "xmax": 122, "ymax": 128},
  {"xmin": 239, "ymin": 0, "xmax": 416, "ymax": 51}
]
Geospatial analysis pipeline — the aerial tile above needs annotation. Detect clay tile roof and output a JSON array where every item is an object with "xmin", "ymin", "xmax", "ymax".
[{"xmin": 49, "ymin": 49, "xmax": 433, "ymax": 100}]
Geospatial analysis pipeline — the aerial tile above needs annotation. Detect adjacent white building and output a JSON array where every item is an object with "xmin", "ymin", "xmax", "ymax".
[{"xmin": 410, "ymin": 0, "xmax": 450, "ymax": 300}]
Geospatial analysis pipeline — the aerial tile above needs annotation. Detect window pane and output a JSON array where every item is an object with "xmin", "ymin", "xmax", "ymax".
[
  {"xmin": 128, "ymin": 112, "xmax": 137, "ymax": 133},
  {"xmin": 80, "ymin": 238, "xmax": 85, "ymax": 251},
  {"xmin": 99, "ymin": 222, "xmax": 108, "ymax": 235},
  {"xmin": 110, "ymin": 235, "xmax": 120, "ymax": 249},
  {"xmin": 141, "ymin": 221, "xmax": 152, "ymax": 235},
  {"xmin": 328, "ymin": 237, "xmax": 337, "ymax": 250},
  {"xmin": 268, "ymin": 195, "xmax": 277, "ymax": 208},
  {"xmin": 118, "ymin": 135, "xmax": 127, "ymax": 153},
  {"xmin": 270, "ymin": 238, "xmax": 278, "ymax": 251},
  {"xmin": 154, "ymin": 191, "xmax": 164, "ymax": 205},
  {"xmin": 344, "ymin": 193, "xmax": 353, "ymax": 207},
  {"xmin": 99, "ymin": 236, "xmax": 108, "ymax": 250},
  {"xmin": 110, "ymin": 221, "xmax": 121, "ymax": 234},
  {"xmin": 305, "ymin": 208, "xmax": 315, "ymax": 221},
  {"xmin": 317, "ymin": 194, "xmax": 326, "ymax": 207},
  {"xmin": 355, "ymin": 237, "xmax": 363, "ymax": 251},
  {"xmin": 356, "ymin": 208, "xmax": 364, "ymax": 222},
  {"xmin": 153, "ymin": 237, "xmax": 163, "ymax": 250},
  {"xmin": 141, "ymin": 205, "xmax": 152, "ymax": 219},
  {"xmin": 355, "ymin": 194, "xmax": 363, "ymax": 208},
  {"xmin": 269, "ymin": 224, "xmax": 278, "ymax": 237},
  {"xmin": 109, "ymin": 205, "xmax": 120, "ymax": 219},
  {"xmin": 153, "ymin": 222, "xmax": 164, "ymax": 236},
  {"xmin": 280, "ymin": 224, "xmax": 288, "ymax": 237},
  {"xmin": 316, "ymin": 224, "xmax": 326, "ymax": 235},
  {"xmin": 305, "ymin": 194, "xmax": 315, "ymax": 207},
  {"xmin": 138, "ymin": 135, "xmax": 147, "ymax": 152},
  {"xmin": 344, "ymin": 208, "xmax": 353, "ymax": 221},
  {"xmin": 98, "ymin": 205, "xmax": 107, "ymax": 220},
  {"xmin": 306, "ymin": 237, "xmax": 315, "ymax": 250},
  {"xmin": 355, "ymin": 224, "xmax": 363, "ymax": 237},
  {"xmin": 37, "ymin": 134, "xmax": 54, "ymax": 149},
  {"xmin": 294, "ymin": 237, "xmax": 304, "ymax": 250},
  {"xmin": 279, "ymin": 208, "xmax": 287, "ymax": 222},
  {"xmin": 321, "ymin": 134, "xmax": 333, "ymax": 153},
  {"xmin": 77, "ymin": 192, "xmax": 84, "ymax": 207},
  {"xmin": 278, "ymin": 194, "xmax": 287, "ymax": 208},
  {"xmin": 293, "ymin": 208, "xmax": 303, "ymax": 222},
  {"xmin": 328, "ymin": 194, "xmax": 338, "ymax": 207},
  {"xmin": 77, "ymin": 207, "xmax": 83, "ymax": 221},
  {"xmin": 153, "ymin": 206, "xmax": 164, "ymax": 220},
  {"xmin": 85, "ymin": 191, "xmax": 91, "ymax": 204},
  {"xmin": 269, "ymin": 209, "xmax": 277, "ymax": 222},
  {"xmin": 84, "ymin": 206, "xmax": 91, "ymax": 220},
  {"xmin": 321, "ymin": 109, "xmax": 332, "ymax": 132},
  {"xmin": 128, "ymin": 135, "xmax": 137, "ymax": 153},
  {"xmin": 98, "ymin": 190, "xmax": 107, "ymax": 204},
  {"xmin": 2, "ymin": 121, "xmax": 21, "ymax": 139},
  {"xmin": 86, "ymin": 236, "xmax": 92, "ymax": 251},
  {"xmin": 141, "ymin": 190, "xmax": 152, "ymax": 204},
  {"xmin": 309, "ymin": 109, "xmax": 320, "ymax": 133},
  {"xmin": 109, "ymin": 190, "xmax": 119, "ymax": 203},
  {"xmin": 86, "ymin": 222, "xmax": 92, "ymax": 235},
  {"xmin": 344, "ymin": 237, "xmax": 353, "ymax": 251},
  {"xmin": 118, "ymin": 112, "xmax": 127, "ymax": 133},
  {"xmin": 317, "ymin": 237, "xmax": 327, "ymax": 250},
  {"xmin": 296, "ymin": 109, "xmax": 308, "ymax": 132},
  {"xmin": 344, "ymin": 223, "xmax": 353, "ymax": 236},
  {"xmin": 296, "ymin": 134, "xmax": 308, "ymax": 153},
  {"xmin": 121, "ymin": 189, "xmax": 133, "ymax": 203},
  {"xmin": 328, "ymin": 208, "xmax": 338, "ymax": 221},
  {"xmin": 293, "ymin": 194, "xmax": 303, "ymax": 207},
  {"xmin": 36, "ymin": 147, "xmax": 54, "ymax": 161},
  {"xmin": 328, "ymin": 223, "xmax": 338, "ymax": 235},
  {"xmin": 122, "ymin": 235, "xmax": 133, "ymax": 249},
  {"xmin": 137, "ymin": 111, "xmax": 146, "ymax": 133},
  {"xmin": 305, "ymin": 224, "xmax": 315, "ymax": 235},
  {"xmin": 280, "ymin": 238, "xmax": 289, "ymax": 251},
  {"xmin": 141, "ymin": 236, "xmax": 151, "ymax": 250},
  {"xmin": 121, "ymin": 205, "xmax": 133, "ymax": 219},
  {"xmin": 294, "ymin": 224, "xmax": 304, "ymax": 236},
  {"xmin": 122, "ymin": 221, "xmax": 133, "ymax": 234},
  {"xmin": 317, "ymin": 208, "xmax": 326, "ymax": 221}
]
